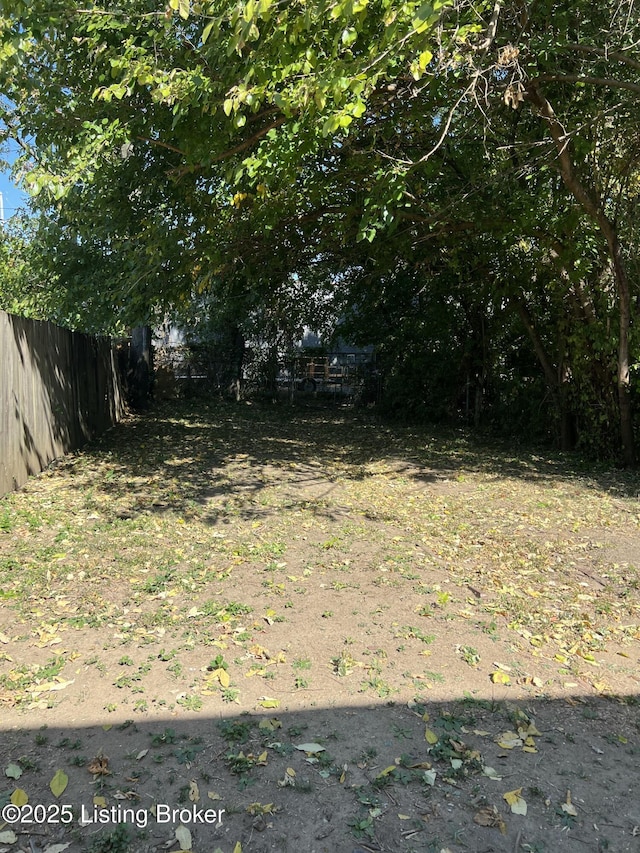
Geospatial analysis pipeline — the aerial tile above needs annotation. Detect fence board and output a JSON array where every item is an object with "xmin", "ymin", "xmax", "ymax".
[{"xmin": 0, "ymin": 311, "xmax": 125, "ymax": 495}]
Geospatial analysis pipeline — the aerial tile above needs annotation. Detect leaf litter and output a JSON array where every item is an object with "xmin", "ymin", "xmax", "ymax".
[{"xmin": 0, "ymin": 399, "xmax": 639, "ymax": 851}]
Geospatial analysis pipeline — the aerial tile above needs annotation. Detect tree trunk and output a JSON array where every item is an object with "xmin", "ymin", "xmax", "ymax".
[
  {"xmin": 526, "ymin": 84, "xmax": 636, "ymax": 465},
  {"xmin": 129, "ymin": 325, "xmax": 153, "ymax": 409},
  {"xmin": 514, "ymin": 298, "xmax": 575, "ymax": 449}
]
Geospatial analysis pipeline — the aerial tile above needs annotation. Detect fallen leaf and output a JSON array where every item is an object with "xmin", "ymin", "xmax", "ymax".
[
  {"xmin": 496, "ymin": 731, "xmax": 522, "ymax": 749},
  {"xmin": 474, "ymin": 805, "xmax": 507, "ymax": 833},
  {"xmin": 32, "ymin": 678, "xmax": 75, "ymax": 694},
  {"xmin": 88, "ymin": 755, "xmax": 111, "ymax": 776},
  {"xmin": 258, "ymin": 718, "xmax": 282, "ymax": 732},
  {"xmin": 503, "ymin": 788, "xmax": 527, "ymax": 815},
  {"xmin": 246, "ymin": 802, "xmax": 276, "ymax": 815},
  {"xmin": 407, "ymin": 760, "xmax": 432, "ymax": 770},
  {"xmin": 376, "ymin": 766, "xmax": 397, "ymax": 779},
  {"xmin": 258, "ymin": 697, "xmax": 280, "ymax": 709},
  {"xmin": 561, "ymin": 789, "xmax": 578, "ymax": 817},
  {"xmin": 50, "ymin": 769, "xmax": 68, "ymax": 797},
  {"xmin": 189, "ymin": 780, "xmax": 200, "ymax": 802},
  {"xmin": 483, "ymin": 766, "xmax": 503, "ymax": 781},
  {"xmin": 136, "ymin": 749, "xmax": 148, "ymax": 761},
  {"xmin": 277, "ymin": 768, "xmax": 296, "ymax": 787},
  {"xmin": 425, "ymin": 728, "xmax": 439, "ymax": 745},
  {"xmin": 43, "ymin": 844, "xmax": 72, "ymax": 853},
  {"xmin": 93, "ymin": 796, "xmax": 107, "ymax": 807},
  {"xmin": 294, "ymin": 743, "xmax": 325, "ymax": 754},
  {"xmin": 175, "ymin": 824, "xmax": 192, "ymax": 851},
  {"xmin": 0, "ymin": 831, "xmax": 17, "ymax": 844},
  {"xmin": 491, "ymin": 670, "xmax": 511, "ymax": 685},
  {"xmin": 10, "ymin": 788, "xmax": 28, "ymax": 806},
  {"xmin": 422, "ymin": 769, "xmax": 437, "ymax": 786},
  {"xmin": 5, "ymin": 763, "xmax": 22, "ymax": 780}
]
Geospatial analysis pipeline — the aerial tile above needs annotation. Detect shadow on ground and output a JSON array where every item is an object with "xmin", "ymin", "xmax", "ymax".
[
  {"xmin": 2, "ymin": 693, "xmax": 640, "ymax": 853},
  {"xmin": 2, "ymin": 399, "xmax": 639, "ymax": 853},
  {"xmin": 59, "ymin": 399, "xmax": 639, "ymax": 529}
]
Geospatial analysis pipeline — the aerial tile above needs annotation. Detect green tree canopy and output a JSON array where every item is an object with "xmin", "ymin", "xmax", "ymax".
[{"xmin": 1, "ymin": 1, "xmax": 639, "ymax": 461}]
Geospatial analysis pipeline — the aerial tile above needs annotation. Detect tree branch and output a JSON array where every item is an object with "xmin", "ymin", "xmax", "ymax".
[
  {"xmin": 210, "ymin": 116, "xmax": 287, "ymax": 163},
  {"xmin": 536, "ymin": 73, "xmax": 640, "ymax": 96},
  {"xmin": 560, "ymin": 43, "xmax": 640, "ymax": 72},
  {"xmin": 478, "ymin": 0, "xmax": 502, "ymax": 58},
  {"xmin": 135, "ymin": 136, "xmax": 187, "ymax": 156}
]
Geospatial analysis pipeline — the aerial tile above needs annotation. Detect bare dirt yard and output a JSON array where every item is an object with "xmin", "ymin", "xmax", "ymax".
[{"xmin": 1, "ymin": 399, "xmax": 639, "ymax": 853}]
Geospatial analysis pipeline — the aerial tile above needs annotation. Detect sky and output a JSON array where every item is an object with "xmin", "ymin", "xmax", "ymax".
[
  {"xmin": 0, "ymin": 139, "xmax": 30, "ymax": 221},
  {"xmin": 0, "ymin": 170, "xmax": 29, "ymax": 220}
]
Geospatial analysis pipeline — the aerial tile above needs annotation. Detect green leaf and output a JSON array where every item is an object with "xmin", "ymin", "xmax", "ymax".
[
  {"xmin": 11, "ymin": 788, "xmax": 28, "ymax": 806},
  {"xmin": 419, "ymin": 49, "xmax": 433, "ymax": 70},
  {"xmin": 179, "ymin": 0, "xmax": 189, "ymax": 20},
  {"xmin": 202, "ymin": 20, "xmax": 216, "ymax": 44},
  {"xmin": 50, "ymin": 769, "xmax": 68, "ymax": 797},
  {"xmin": 341, "ymin": 27, "xmax": 357, "ymax": 46},
  {"xmin": 413, "ymin": 2, "xmax": 437, "ymax": 32}
]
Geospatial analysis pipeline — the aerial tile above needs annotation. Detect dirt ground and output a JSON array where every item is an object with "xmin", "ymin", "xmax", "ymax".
[{"xmin": 1, "ymin": 399, "xmax": 639, "ymax": 853}]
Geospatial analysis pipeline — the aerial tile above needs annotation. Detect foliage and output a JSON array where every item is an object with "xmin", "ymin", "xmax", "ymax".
[
  {"xmin": 0, "ymin": 1, "xmax": 639, "ymax": 457},
  {"xmin": 0, "ymin": 216, "xmax": 49, "ymax": 319}
]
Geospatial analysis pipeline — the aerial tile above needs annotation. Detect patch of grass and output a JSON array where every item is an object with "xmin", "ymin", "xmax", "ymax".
[
  {"xmin": 332, "ymin": 650, "xmax": 358, "ymax": 677},
  {"xmin": 167, "ymin": 661, "xmax": 183, "ymax": 679},
  {"xmin": 219, "ymin": 720, "xmax": 253, "ymax": 743},
  {"xmin": 139, "ymin": 568, "xmax": 176, "ymax": 594},
  {"xmin": 176, "ymin": 694, "xmax": 203, "ymax": 711},
  {"xmin": 222, "ymin": 687, "xmax": 240, "ymax": 703},
  {"xmin": 150, "ymin": 728, "xmax": 177, "ymax": 746},
  {"xmin": 397, "ymin": 626, "xmax": 435, "ymax": 644},
  {"xmin": 88, "ymin": 824, "xmax": 130, "ymax": 853},
  {"xmin": 57, "ymin": 737, "xmax": 83, "ymax": 750},
  {"xmin": 360, "ymin": 675, "xmax": 394, "ymax": 698},
  {"xmin": 0, "ymin": 657, "xmax": 67, "ymax": 701},
  {"xmin": 456, "ymin": 645, "xmax": 480, "ymax": 666}
]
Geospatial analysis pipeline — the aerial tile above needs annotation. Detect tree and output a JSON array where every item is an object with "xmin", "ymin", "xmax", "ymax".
[{"xmin": 0, "ymin": 1, "xmax": 637, "ymax": 460}]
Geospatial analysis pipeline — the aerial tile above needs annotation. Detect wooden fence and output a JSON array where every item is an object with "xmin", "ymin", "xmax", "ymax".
[{"xmin": 0, "ymin": 311, "xmax": 125, "ymax": 495}]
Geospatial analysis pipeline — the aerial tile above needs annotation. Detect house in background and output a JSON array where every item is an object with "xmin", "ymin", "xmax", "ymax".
[{"xmin": 153, "ymin": 318, "xmax": 376, "ymax": 401}]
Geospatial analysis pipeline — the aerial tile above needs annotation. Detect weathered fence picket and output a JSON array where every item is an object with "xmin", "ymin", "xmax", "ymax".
[{"xmin": 0, "ymin": 310, "xmax": 125, "ymax": 495}]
